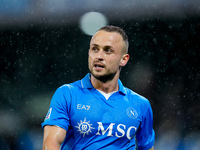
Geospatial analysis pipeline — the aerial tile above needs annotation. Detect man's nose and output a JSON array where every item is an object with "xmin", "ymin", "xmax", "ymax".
[{"xmin": 97, "ymin": 50, "xmax": 104, "ymax": 59}]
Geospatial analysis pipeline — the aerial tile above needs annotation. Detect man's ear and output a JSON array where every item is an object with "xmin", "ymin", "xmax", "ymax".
[{"xmin": 120, "ymin": 54, "xmax": 130, "ymax": 67}]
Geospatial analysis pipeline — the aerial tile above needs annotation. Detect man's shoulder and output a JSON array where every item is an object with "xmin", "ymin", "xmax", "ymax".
[
  {"xmin": 124, "ymin": 87, "xmax": 149, "ymax": 103},
  {"xmin": 58, "ymin": 80, "xmax": 82, "ymax": 91}
]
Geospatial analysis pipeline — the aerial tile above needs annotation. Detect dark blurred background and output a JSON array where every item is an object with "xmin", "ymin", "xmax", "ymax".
[{"xmin": 0, "ymin": 0, "xmax": 200, "ymax": 150}]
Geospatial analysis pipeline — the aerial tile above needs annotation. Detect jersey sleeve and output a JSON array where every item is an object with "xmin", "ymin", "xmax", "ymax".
[
  {"xmin": 136, "ymin": 100, "xmax": 155, "ymax": 150},
  {"xmin": 41, "ymin": 85, "xmax": 71, "ymax": 131}
]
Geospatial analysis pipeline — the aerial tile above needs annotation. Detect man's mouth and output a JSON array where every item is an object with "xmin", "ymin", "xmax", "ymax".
[
  {"xmin": 94, "ymin": 63, "xmax": 104, "ymax": 69},
  {"xmin": 94, "ymin": 64, "xmax": 104, "ymax": 68}
]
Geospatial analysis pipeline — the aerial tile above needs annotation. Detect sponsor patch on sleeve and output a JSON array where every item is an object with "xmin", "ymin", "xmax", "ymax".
[{"xmin": 44, "ymin": 107, "xmax": 52, "ymax": 121}]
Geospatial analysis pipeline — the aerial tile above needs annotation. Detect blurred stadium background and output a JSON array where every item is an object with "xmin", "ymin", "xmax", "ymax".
[{"xmin": 0, "ymin": 0, "xmax": 200, "ymax": 149}]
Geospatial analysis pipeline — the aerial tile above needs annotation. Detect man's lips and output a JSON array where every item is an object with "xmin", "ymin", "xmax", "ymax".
[{"xmin": 94, "ymin": 62, "xmax": 105, "ymax": 69}]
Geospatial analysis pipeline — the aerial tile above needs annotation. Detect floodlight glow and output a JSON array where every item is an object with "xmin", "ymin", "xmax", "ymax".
[{"xmin": 80, "ymin": 12, "xmax": 108, "ymax": 36}]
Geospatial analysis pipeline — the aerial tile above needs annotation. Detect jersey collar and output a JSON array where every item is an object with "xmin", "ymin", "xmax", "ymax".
[{"xmin": 81, "ymin": 73, "xmax": 127, "ymax": 95}]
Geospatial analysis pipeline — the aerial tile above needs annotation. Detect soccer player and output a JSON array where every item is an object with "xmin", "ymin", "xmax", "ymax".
[{"xmin": 42, "ymin": 25, "xmax": 155, "ymax": 150}]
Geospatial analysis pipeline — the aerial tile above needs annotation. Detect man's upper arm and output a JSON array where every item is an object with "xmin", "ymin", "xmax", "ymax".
[
  {"xmin": 136, "ymin": 100, "xmax": 155, "ymax": 150},
  {"xmin": 149, "ymin": 146, "xmax": 154, "ymax": 150},
  {"xmin": 43, "ymin": 125, "xmax": 67, "ymax": 150}
]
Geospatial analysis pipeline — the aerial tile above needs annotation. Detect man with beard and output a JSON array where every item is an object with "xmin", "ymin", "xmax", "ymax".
[{"xmin": 42, "ymin": 25, "xmax": 155, "ymax": 150}]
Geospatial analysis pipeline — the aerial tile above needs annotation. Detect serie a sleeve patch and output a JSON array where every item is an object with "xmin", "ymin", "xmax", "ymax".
[{"xmin": 44, "ymin": 107, "xmax": 52, "ymax": 121}]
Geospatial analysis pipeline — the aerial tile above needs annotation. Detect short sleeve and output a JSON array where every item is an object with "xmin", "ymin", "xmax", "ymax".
[
  {"xmin": 136, "ymin": 101, "xmax": 155, "ymax": 150},
  {"xmin": 41, "ymin": 85, "xmax": 71, "ymax": 131}
]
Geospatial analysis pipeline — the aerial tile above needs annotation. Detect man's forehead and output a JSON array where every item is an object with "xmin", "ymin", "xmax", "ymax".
[
  {"xmin": 93, "ymin": 30, "xmax": 121, "ymax": 37},
  {"xmin": 90, "ymin": 30, "xmax": 123, "ymax": 44}
]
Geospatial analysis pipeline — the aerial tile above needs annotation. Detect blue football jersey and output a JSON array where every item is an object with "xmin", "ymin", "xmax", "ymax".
[{"xmin": 42, "ymin": 73, "xmax": 155, "ymax": 150}]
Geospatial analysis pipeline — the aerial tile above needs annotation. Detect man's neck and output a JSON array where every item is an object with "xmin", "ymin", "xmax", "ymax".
[{"xmin": 90, "ymin": 74, "xmax": 119, "ymax": 94}]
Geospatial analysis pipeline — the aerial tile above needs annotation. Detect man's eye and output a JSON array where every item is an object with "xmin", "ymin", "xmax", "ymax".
[
  {"xmin": 92, "ymin": 47, "xmax": 98, "ymax": 51},
  {"xmin": 105, "ymin": 49, "xmax": 111, "ymax": 53}
]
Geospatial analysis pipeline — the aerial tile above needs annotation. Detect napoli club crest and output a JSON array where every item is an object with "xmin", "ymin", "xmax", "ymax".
[{"xmin": 126, "ymin": 107, "xmax": 138, "ymax": 119}]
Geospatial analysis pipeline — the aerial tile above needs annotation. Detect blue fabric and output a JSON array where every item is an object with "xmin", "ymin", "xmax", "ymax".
[{"xmin": 42, "ymin": 73, "xmax": 155, "ymax": 150}]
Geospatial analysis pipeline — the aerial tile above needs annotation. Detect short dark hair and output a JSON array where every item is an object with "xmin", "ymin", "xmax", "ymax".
[{"xmin": 98, "ymin": 25, "xmax": 129, "ymax": 53}]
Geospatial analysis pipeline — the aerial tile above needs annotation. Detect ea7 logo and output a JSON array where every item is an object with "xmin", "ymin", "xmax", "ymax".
[
  {"xmin": 96, "ymin": 122, "xmax": 137, "ymax": 140},
  {"xmin": 77, "ymin": 104, "xmax": 91, "ymax": 110}
]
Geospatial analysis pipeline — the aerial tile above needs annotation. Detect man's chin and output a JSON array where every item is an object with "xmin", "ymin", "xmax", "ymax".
[
  {"xmin": 91, "ymin": 72, "xmax": 116, "ymax": 83},
  {"xmin": 91, "ymin": 73, "xmax": 104, "ymax": 80}
]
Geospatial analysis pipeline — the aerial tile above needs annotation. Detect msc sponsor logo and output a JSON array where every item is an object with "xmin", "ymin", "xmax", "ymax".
[
  {"xmin": 96, "ymin": 122, "xmax": 137, "ymax": 139},
  {"xmin": 76, "ymin": 118, "xmax": 137, "ymax": 139},
  {"xmin": 75, "ymin": 118, "xmax": 95, "ymax": 137}
]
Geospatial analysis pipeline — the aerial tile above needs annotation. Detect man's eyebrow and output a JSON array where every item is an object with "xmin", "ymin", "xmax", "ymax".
[
  {"xmin": 104, "ymin": 45, "xmax": 113, "ymax": 49},
  {"xmin": 92, "ymin": 44, "xmax": 113, "ymax": 48},
  {"xmin": 91, "ymin": 44, "xmax": 99, "ymax": 47}
]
